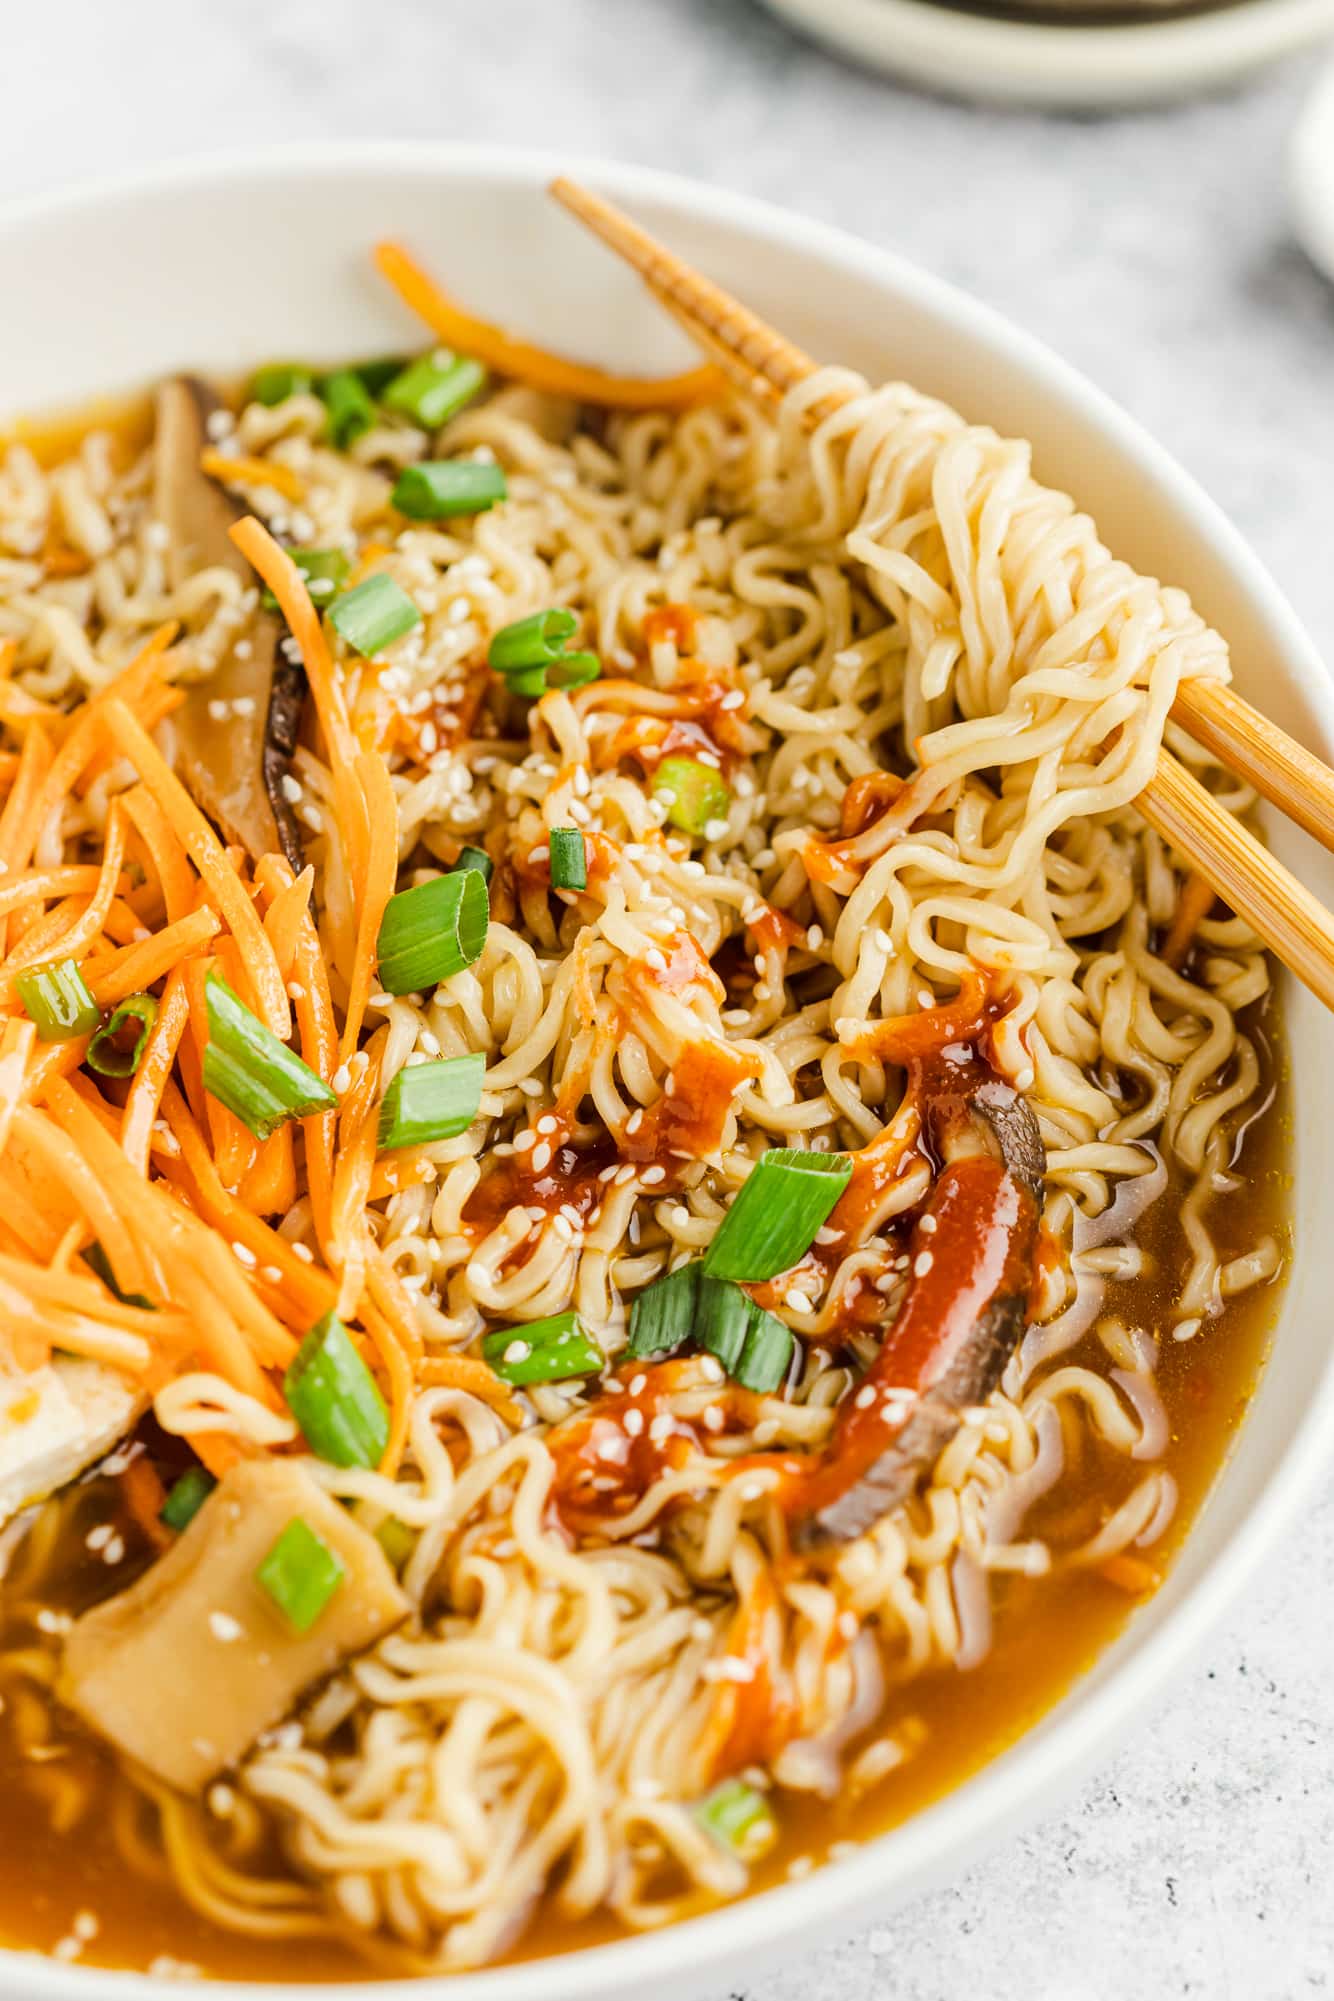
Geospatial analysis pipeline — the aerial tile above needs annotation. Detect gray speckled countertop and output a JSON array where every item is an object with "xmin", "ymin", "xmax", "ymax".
[{"xmin": 5, "ymin": 3, "xmax": 1334, "ymax": 1993}]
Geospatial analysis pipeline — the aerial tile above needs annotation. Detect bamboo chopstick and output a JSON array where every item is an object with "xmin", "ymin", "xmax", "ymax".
[{"xmin": 550, "ymin": 175, "xmax": 1334, "ymax": 1013}]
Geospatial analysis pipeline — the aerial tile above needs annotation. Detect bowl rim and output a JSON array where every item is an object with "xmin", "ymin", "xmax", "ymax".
[{"xmin": 1, "ymin": 139, "xmax": 1331, "ymax": 2001}]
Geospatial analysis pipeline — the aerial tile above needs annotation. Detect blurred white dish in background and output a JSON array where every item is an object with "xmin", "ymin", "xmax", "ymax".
[
  {"xmin": 760, "ymin": 0, "xmax": 1334, "ymax": 109},
  {"xmin": 1291, "ymin": 57, "xmax": 1334, "ymax": 283}
]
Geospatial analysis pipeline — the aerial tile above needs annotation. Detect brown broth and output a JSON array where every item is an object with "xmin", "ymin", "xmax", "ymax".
[{"xmin": 0, "ymin": 991, "xmax": 1291, "ymax": 1981}]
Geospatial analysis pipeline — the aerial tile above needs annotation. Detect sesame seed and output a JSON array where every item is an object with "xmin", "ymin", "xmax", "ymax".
[
  {"xmin": 623, "ymin": 1408, "xmax": 645, "ymax": 1438},
  {"xmin": 914, "ymin": 1251, "xmax": 934, "ymax": 1277},
  {"xmin": 919, "ymin": 1214, "xmax": 938, "ymax": 1235},
  {"xmin": 209, "ymin": 1611, "xmax": 243, "ymax": 1643},
  {"xmin": 503, "ymin": 1341, "xmax": 531, "ymax": 1365}
]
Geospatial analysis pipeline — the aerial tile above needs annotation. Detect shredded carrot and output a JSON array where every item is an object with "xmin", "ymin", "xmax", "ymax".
[
  {"xmin": 261, "ymin": 864, "xmax": 315, "ymax": 983},
  {"xmin": 329, "ymin": 1047, "xmax": 383, "ymax": 1321},
  {"xmin": 1161, "ymin": 870, "xmax": 1217, "ymax": 971},
  {"xmin": 340, "ymin": 750, "xmax": 397, "ymax": 1065},
  {"xmin": 0, "ymin": 1017, "xmax": 36, "ymax": 1162},
  {"xmin": 86, "ymin": 905, "xmax": 219, "ymax": 1005},
  {"xmin": 374, "ymin": 240, "xmax": 723, "ymax": 410},
  {"xmin": 255, "ymin": 854, "xmax": 337, "ymax": 1254},
  {"xmin": 0, "ymin": 801, "xmax": 128, "ymax": 999},
  {"xmin": 120, "ymin": 965, "xmax": 190, "ymax": 1176},
  {"xmin": 417, "ymin": 1353, "xmax": 524, "ymax": 1428},
  {"xmin": 76, "ymin": 682, "xmax": 184, "ymax": 795},
  {"xmin": 1101, "ymin": 1553, "xmax": 1160, "ymax": 1596},
  {"xmin": 119, "ymin": 783, "xmax": 196, "ymax": 927},
  {"xmin": 99, "ymin": 699, "xmax": 289, "ymax": 1040},
  {"xmin": 228, "ymin": 518, "xmax": 369, "ymax": 912},
  {"xmin": 360, "ymin": 1295, "xmax": 413, "ymax": 1478},
  {"xmin": 186, "ymin": 948, "xmax": 258, "ymax": 1193},
  {"xmin": 199, "ymin": 448, "xmax": 303, "ymax": 503},
  {"xmin": 237, "ymin": 1122, "xmax": 297, "ymax": 1218},
  {"xmin": 117, "ymin": 1457, "xmax": 173, "ymax": 1553}
]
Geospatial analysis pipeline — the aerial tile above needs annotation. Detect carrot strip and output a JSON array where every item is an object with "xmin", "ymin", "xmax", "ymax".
[
  {"xmin": 261, "ymin": 864, "xmax": 315, "ymax": 983},
  {"xmin": 359, "ymin": 1296, "xmax": 413, "ymax": 1478},
  {"xmin": 417, "ymin": 1353, "xmax": 524, "ymax": 1427},
  {"xmin": 237, "ymin": 1122, "xmax": 297, "ymax": 1218},
  {"xmin": 158, "ymin": 1081, "xmax": 336, "ymax": 1326},
  {"xmin": 119, "ymin": 783, "xmax": 196, "ymax": 926},
  {"xmin": 0, "ymin": 726, "xmax": 52, "ymax": 957},
  {"xmin": 99, "ymin": 700, "xmax": 288, "ymax": 1037},
  {"xmin": 0, "ymin": 803, "xmax": 127, "ymax": 997},
  {"xmin": 118, "ymin": 1458, "xmax": 173, "ymax": 1553},
  {"xmin": 8, "ymin": 1110, "xmax": 151, "ymax": 1302},
  {"xmin": 255, "ymin": 854, "xmax": 337, "ymax": 1253},
  {"xmin": 199, "ymin": 448, "xmax": 302, "ymax": 503},
  {"xmin": 85, "ymin": 905, "xmax": 220, "ymax": 1004},
  {"xmin": 228, "ymin": 518, "xmax": 368, "ymax": 912},
  {"xmin": 76, "ymin": 683, "xmax": 184, "ymax": 795},
  {"xmin": 1161, "ymin": 870, "xmax": 1217, "ymax": 971},
  {"xmin": 340, "ymin": 751, "xmax": 397, "ymax": 1065},
  {"xmin": 374, "ymin": 241, "xmax": 723, "ymax": 410},
  {"xmin": 0, "ymin": 864, "xmax": 131, "ymax": 920},
  {"xmin": 1101, "ymin": 1552, "xmax": 1160, "ymax": 1595},
  {"xmin": 0, "ymin": 1017, "xmax": 35, "ymax": 1159},
  {"xmin": 120, "ymin": 965, "xmax": 190, "ymax": 1175}
]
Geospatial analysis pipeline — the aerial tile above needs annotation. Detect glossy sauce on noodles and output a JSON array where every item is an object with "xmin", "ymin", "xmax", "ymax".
[{"xmin": 0, "ymin": 998, "xmax": 1289, "ymax": 1981}]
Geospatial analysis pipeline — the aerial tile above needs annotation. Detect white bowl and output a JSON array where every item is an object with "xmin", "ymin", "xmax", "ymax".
[{"xmin": 1, "ymin": 144, "xmax": 1331, "ymax": 2001}]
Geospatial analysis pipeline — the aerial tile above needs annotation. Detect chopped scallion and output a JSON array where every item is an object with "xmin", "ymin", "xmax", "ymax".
[
  {"xmin": 202, "ymin": 970, "xmax": 337, "ymax": 1141},
  {"xmin": 352, "ymin": 354, "xmax": 410, "ymax": 396},
  {"xmin": 83, "ymin": 1240, "xmax": 154, "ymax": 1312},
  {"xmin": 694, "ymin": 1272, "xmax": 756, "ymax": 1377},
  {"xmin": 328, "ymin": 572, "xmax": 422, "ymax": 657},
  {"xmin": 159, "ymin": 1466, "xmax": 216, "ymax": 1533},
  {"xmin": 549, "ymin": 827, "xmax": 587, "ymax": 892},
  {"xmin": 255, "ymin": 1517, "xmax": 345, "ymax": 1633},
  {"xmin": 702, "ymin": 1149, "xmax": 852, "ymax": 1283},
  {"xmin": 451, "ymin": 845, "xmax": 494, "ymax": 884},
  {"xmin": 86, "ymin": 992, "xmax": 158, "ymax": 1078},
  {"xmin": 378, "ymin": 1051, "xmax": 485, "ymax": 1150},
  {"xmin": 284, "ymin": 1311, "xmax": 390, "ymax": 1470},
  {"xmin": 729, "ymin": 1303, "xmax": 793, "ymax": 1394},
  {"xmin": 318, "ymin": 368, "xmax": 377, "ymax": 450},
  {"xmin": 376, "ymin": 867, "xmax": 489, "ymax": 996},
  {"xmin": 488, "ymin": 607, "xmax": 577, "ymax": 674},
  {"xmin": 392, "ymin": 459, "xmax": 507, "ymax": 520},
  {"xmin": 654, "ymin": 756, "xmax": 730, "ymax": 837},
  {"xmin": 383, "ymin": 351, "xmax": 486, "ymax": 429},
  {"xmin": 261, "ymin": 546, "xmax": 350, "ymax": 612},
  {"xmin": 374, "ymin": 1517, "xmax": 416, "ymax": 1569},
  {"xmin": 17, "ymin": 959, "xmax": 101, "ymax": 1043},
  {"xmin": 481, "ymin": 1309, "xmax": 604, "ymax": 1385},
  {"xmin": 250, "ymin": 363, "xmax": 313, "ymax": 407},
  {"xmin": 694, "ymin": 1778, "xmax": 778, "ymax": 1860},
  {"xmin": 503, "ymin": 650, "xmax": 601, "ymax": 698},
  {"xmin": 627, "ymin": 1260, "xmax": 700, "ymax": 1359}
]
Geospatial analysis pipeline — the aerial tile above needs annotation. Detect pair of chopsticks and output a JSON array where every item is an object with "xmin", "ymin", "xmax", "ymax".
[{"xmin": 550, "ymin": 176, "xmax": 1334, "ymax": 1013}]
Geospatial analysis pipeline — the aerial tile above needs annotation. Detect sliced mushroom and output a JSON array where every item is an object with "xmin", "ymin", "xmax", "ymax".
[
  {"xmin": 784, "ymin": 1044, "xmax": 1045, "ymax": 1549},
  {"xmin": 154, "ymin": 376, "xmax": 304, "ymax": 867}
]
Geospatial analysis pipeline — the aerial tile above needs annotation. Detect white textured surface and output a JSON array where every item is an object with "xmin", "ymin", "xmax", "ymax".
[{"xmin": 4, "ymin": 4, "xmax": 1334, "ymax": 1994}]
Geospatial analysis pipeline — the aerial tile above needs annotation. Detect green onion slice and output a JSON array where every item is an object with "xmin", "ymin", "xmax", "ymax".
[
  {"xmin": 729, "ymin": 1302, "xmax": 793, "ymax": 1394},
  {"xmin": 17, "ymin": 960, "xmax": 101, "ymax": 1043},
  {"xmin": 255, "ymin": 1517, "xmax": 345, "ymax": 1633},
  {"xmin": 702, "ymin": 1149, "xmax": 852, "ymax": 1283},
  {"xmin": 694, "ymin": 1273, "xmax": 757, "ymax": 1377},
  {"xmin": 328, "ymin": 573, "xmax": 422, "ymax": 658},
  {"xmin": 627, "ymin": 1260, "xmax": 700, "ymax": 1359},
  {"xmin": 488, "ymin": 608, "xmax": 577, "ymax": 674},
  {"xmin": 261, "ymin": 547, "xmax": 350, "ymax": 612},
  {"xmin": 392, "ymin": 460, "xmax": 507, "ymax": 520},
  {"xmin": 383, "ymin": 351, "xmax": 487, "ymax": 429},
  {"xmin": 83, "ymin": 1240, "xmax": 155, "ymax": 1312},
  {"xmin": 374, "ymin": 1517, "xmax": 416, "ymax": 1570},
  {"xmin": 694, "ymin": 1779, "xmax": 778, "ymax": 1861},
  {"xmin": 250, "ymin": 363, "xmax": 313, "ymax": 407},
  {"xmin": 318, "ymin": 368, "xmax": 377, "ymax": 450},
  {"xmin": 549, "ymin": 828, "xmax": 587, "ymax": 892},
  {"xmin": 86, "ymin": 992, "xmax": 158, "ymax": 1078},
  {"xmin": 284, "ymin": 1311, "xmax": 390, "ymax": 1470},
  {"xmin": 376, "ymin": 867, "xmax": 489, "ymax": 996},
  {"xmin": 654, "ymin": 756, "xmax": 730, "ymax": 837},
  {"xmin": 451, "ymin": 845, "xmax": 494, "ymax": 885},
  {"xmin": 481, "ymin": 1309, "xmax": 604, "ymax": 1386},
  {"xmin": 352, "ymin": 355, "xmax": 410, "ymax": 397},
  {"xmin": 202, "ymin": 970, "xmax": 337, "ymax": 1141},
  {"xmin": 159, "ymin": 1465, "xmax": 216, "ymax": 1533},
  {"xmin": 503, "ymin": 650, "xmax": 601, "ymax": 699},
  {"xmin": 378, "ymin": 1051, "xmax": 484, "ymax": 1151}
]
